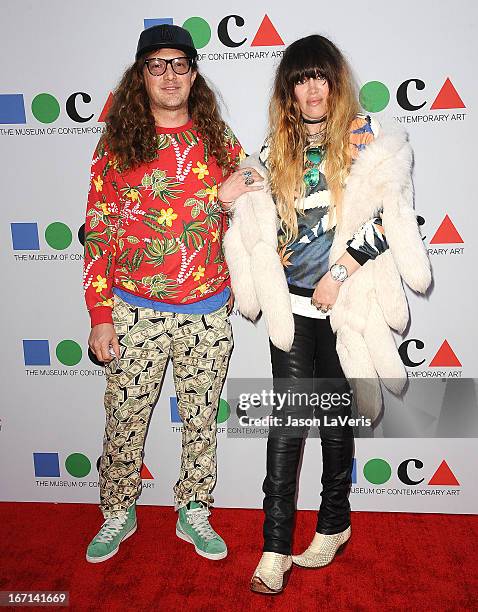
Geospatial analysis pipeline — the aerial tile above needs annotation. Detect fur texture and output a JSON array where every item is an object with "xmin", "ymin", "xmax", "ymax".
[{"xmin": 223, "ymin": 125, "xmax": 432, "ymax": 420}]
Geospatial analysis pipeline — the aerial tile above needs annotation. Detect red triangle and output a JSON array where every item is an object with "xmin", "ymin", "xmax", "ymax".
[
  {"xmin": 98, "ymin": 92, "xmax": 113, "ymax": 123},
  {"xmin": 429, "ymin": 340, "xmax": 462, "ymax": 367},
  {"xmin": 140, "ymin": 463, "xmax": 154, "ymax": 480},
  {"xmin": 430, "ymin": 78, "xmax": 465, "ymax": 110},
  {"xmin": 428, "ymin": 460, "xmax": 460, "ymax": 486},
  {"xmin": 251, "ymin": 15, "xmax": 284, "ymax": 47},
  {"xmin": 429, "ymin": 214, "xmax": 463, "ymax": 244}
]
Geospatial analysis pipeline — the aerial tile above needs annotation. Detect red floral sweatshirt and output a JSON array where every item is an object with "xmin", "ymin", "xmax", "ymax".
[{"xmin": 83, "ymin": 120, "xmax": 244, "ymax": 326}]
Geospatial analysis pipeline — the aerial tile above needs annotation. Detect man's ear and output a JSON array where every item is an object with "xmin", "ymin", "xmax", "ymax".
[{"xmin": 190, "ymin": 69, "xmax": 197, "ymax": 86}]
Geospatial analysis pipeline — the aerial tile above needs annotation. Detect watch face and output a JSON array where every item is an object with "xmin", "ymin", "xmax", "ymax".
[{"xmin": 331, "ymin": 264, "xmax": 347, "ymax": 281}]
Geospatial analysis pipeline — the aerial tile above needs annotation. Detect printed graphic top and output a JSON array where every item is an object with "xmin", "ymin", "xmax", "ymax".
[
  {"xmin": 83, "ymin": 119, "xmax": 245, "ymax": 326},
  {"xmin": 259, "ymin": 114, "xmax": 389, "ymax": 299}
]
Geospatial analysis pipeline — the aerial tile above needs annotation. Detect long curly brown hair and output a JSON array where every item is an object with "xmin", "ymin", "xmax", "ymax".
[{"xmin": 102, "ymin": 57, "xmax": 232, "ymax": 173}]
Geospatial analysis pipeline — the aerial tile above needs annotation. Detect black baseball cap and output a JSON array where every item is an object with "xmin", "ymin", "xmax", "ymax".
[{"xmin": 136, "ymin": 24, "xmax": 198, "ymax": 60}]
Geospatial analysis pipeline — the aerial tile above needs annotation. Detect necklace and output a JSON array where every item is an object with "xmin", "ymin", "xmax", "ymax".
[
  {"xmin": 303, "ymin": 122, "xmax": 326, "ymax": 189},
  {"xmin": 302, "ymin": 114, "xmax": 327, "ymax": 125},
  {"xmin": 303, "ymin": 144, "xmax": 325, "ymax": 189},
  {"xmin": 303, "ymin": 120, "xmax": 326, "ymax": 188}
]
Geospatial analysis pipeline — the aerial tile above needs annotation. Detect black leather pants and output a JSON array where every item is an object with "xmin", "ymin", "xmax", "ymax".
[{"xmin": 263, "ymin": 314, "xmax": 354, "ymax": 554}]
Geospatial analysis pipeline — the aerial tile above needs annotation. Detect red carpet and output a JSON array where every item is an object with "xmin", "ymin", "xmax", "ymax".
[{"xmin": 1, "ymin": 503, "xmax": 477, "ymax": 611}]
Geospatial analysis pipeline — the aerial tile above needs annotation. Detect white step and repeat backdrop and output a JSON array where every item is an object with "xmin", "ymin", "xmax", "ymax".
[{"xmin": 1, "ymin": 0, "xmax": 477, "ymax": 514}]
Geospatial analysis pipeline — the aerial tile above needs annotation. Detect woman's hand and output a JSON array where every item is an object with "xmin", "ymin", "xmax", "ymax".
[
  {"xmin": 311, "ymin": 272, "xmax": 342, "ymax": 313},
  {"xmin": 88, "ymin": 323, "xmax": 120, "ymax": 362},
  {"xmin": 218, "ymin": 167, "xmax": 264, "ymax": 208}
]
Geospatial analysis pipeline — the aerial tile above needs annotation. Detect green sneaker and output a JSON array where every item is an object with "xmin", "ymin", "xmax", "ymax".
[
  {"xmin": 176, "ymin": 502, "xmax": 227, "ymax": 560},
  {"xmin": 86, "ymin": 505, "xmax": 137, "ymax": 563}
]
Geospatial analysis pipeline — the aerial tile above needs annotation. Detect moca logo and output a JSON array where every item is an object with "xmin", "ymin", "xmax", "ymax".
[
  {"xmin": 399, "ymin": 339, "xmax": 462, "ymax": 378},
  {"xmin": 22, "ymin": 339, "xmax": 105, "ymax": 370},
  {"xmin": 360, "ymin": 77, "xmax": 466, "ymax": 123},
  {"xmin": 170, "ymin": 397, "xmax": 231, "ymax": 424},
  {"xmin": 11, "ymin": 222, "xmax": 85, "ymax": 259},
  {"xmin": 417, "ymin": 214, "xmax": 465, "ymax": 256},
  {"xmin": 0, "ymin": 92, "xmax": 110, "ymax": 126},
  {"xmin": 144, "ymin": 15, "xmax": 284, "ymax": 49},
  {"xmin": 352, "ymin": 457, "xmax": 459, "ymax": 486},
  {"xmin": 33, "ymin": 452, "xmax": 153, "ymax": 480}
]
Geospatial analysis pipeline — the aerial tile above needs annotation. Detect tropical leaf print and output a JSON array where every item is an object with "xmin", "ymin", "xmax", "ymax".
[
  {"xmin": 141, "ymin": 273, "xmax": 178, "ymax": 299},
  {"xmin": 278, "ymin": 243, "xmax": 294, "ymax": 268},
  {"xmin": 143, "ymin": 207, "xmax": 175, "ymax": 233},
  {"xmin": 144, "ymin": 237, "xmax": 179, "ymax": 266},
  {"xmin": 84, "ymin": 230, "xmax": 110, "ymax": 258},
  {"xmin": 87, "ymin": 197, "xmax": 119, "ymax": 229},
  {"xmin": 184, "ymin": 197, "xmax": 220, "ymax": 227},
  {"xmin": 120, "ymin": 183, "xmax": 142, "ymax": 203},
  {"xmin": 172, "ymin": 129, "xmax": 199, "ymax": 147},
  {"xmin": 105, "ymin": 251, "xmax": 113, "ymax": 277},
  {"xmin": 202, "ymin": 201, "xmax": 221, "ymax": 228},
  {"xmin": 142, "ymin": 169, "xmax": 182, "ymax": 202},
  {"xmin": 131, "ymin": 248, "xmax": 145, "ymax": 271},
  {"xmin": 118, "ymin": 276, "xmax": 139, "ymax": 292},
  {"xmin": 116, "ymin": 248, "xmax": 131, "ymax": 264},
  {"xmin": 157, "ymin": 134, "xmax": 171, "ymax": 151},
  {"xmin": 224, "ymin": 125, "xmax": 238, "ymax": 147},
  {"xmin": 84, "ymin": 124, "xmax": 245, "ymax": 322},
  {"xmin": 180, "ymin": 221, "xmax": 208, "ymax": 250},
  {"xmin": 116, "ymin": 248, "xmax": 145, "ymax": 273}
]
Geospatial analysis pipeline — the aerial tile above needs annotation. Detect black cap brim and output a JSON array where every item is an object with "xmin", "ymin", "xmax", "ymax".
[{"xmin": 136, "ymin": 43, "xmax": 198, "ymax": 61}]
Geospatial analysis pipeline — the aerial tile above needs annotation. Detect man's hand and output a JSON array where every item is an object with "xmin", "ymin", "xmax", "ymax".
[
  {"xmin": 217, "ymin": 167, "xmax": 264, "ymax": 208},
  {"xmin": 226, "ymin": 288, "xmax": 235, "ymax": 315},
  {"xmin": 88, "ymin": 323, "xmax": 120, "ymax": 363}
]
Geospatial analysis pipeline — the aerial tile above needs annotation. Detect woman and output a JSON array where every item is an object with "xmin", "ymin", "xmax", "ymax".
[{"xmin": 220, "ymin": 34, "xmax": 431, "ymax": 593}]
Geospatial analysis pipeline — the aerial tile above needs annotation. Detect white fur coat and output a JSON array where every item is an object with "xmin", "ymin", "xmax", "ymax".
[{"xmin": 223, "ymin": 123, "xmax": 432, "ymax": 420}]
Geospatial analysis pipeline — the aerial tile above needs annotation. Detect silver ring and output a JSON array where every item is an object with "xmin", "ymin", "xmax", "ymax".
[
  {"xmin": 242, "ymin": 170, "xmax": 252, "ymax": 177},
  {"xmin": 244, "ymin": 177, "xmax": 254, "ymax": 186}
]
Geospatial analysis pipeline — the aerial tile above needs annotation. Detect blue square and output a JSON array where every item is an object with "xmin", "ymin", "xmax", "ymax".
[
  {"xmin": 351, "ymin": 458, "xmax": 357, "ymax": 484},
  {"xmin": 0, "ymin": 94, "xmax": 26, "ymax": 124},
  {"xmin": 170, "ymin": 397, "xmax": 182, "ymax": 423},
  {"xmin": 33, "ymin": 452, "xmax": 60, "ymax": 477},
  {"xmin": 11, "ymin": 223, "xmax": 40, "ymax": 250},
  {"xmin": 144, "ymin": 18, "xmax": 174, "ymax": 29},
  {"xmin": 23, "ymin": 340, "xmax": 50, "ymax": 366}
]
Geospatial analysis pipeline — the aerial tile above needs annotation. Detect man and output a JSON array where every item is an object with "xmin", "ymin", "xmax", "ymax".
[{"xmin": 83, "ymin": 24, "xmax": 262, "ymax": 563}]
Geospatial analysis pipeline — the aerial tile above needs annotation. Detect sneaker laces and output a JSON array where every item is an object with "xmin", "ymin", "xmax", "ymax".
[
  {"xmin": 95, "ymin": 513, "xmax": 128, "ymax": 544},
  {"xmin": 186, "ymin": 507, "xmax": 217, "ymax": 541}
]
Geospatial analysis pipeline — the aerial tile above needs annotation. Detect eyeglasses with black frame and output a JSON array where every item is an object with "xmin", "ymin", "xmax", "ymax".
[{"xmin": 144, "ymin": 56, "xmax": 194, "ymax": 76}]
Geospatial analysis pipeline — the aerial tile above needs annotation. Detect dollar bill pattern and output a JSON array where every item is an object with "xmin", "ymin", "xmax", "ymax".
[{"xmin": 99, "ymin": 295, "xmax": 233, "ymax": 518}]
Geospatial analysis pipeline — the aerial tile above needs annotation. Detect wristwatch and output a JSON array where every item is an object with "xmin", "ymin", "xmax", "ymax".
[{"xmin": 329, "ymin": 263, "xmax": 348, "ymax": 282}]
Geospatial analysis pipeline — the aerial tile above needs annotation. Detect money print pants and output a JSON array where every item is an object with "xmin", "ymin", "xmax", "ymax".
[{"xmin": 99, "ymin": 295, "xmax": 233, "ymax": 518}]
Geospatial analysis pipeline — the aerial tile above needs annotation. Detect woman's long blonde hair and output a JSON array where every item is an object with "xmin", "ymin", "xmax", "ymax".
[{"xmin": 268, "ymin": 35, "xmax": 360, "ymax": 242}]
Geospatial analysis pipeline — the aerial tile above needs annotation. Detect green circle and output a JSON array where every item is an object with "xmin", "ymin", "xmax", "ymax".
[
  {"xmin": 65, "ymin": 453, "xmax": 91, "ymax": 478},
  {"xmin": 56, "ymin": 340, "xmax": 82, "ymax": 366},
  {"xmin": 359, "ymin": 81, "xmax": 390, "ymax": 113},
  {"xmin": 182, "ymin": 17, "xmax": 211, "ymax": 49},
  {"xmin": 31, "ymin": 93, "xmax": 60, "ymax": 124},
  {"xmin": 45, "ymin": 222, "xmax": 72, "ymax": 250},
  {"xmin": 363, "ymin": 458, "xmax": 392, "ymax": 485},
  {"xmin": 217, "ymin": 399, "xmax": 231, "ymax": 423}
]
